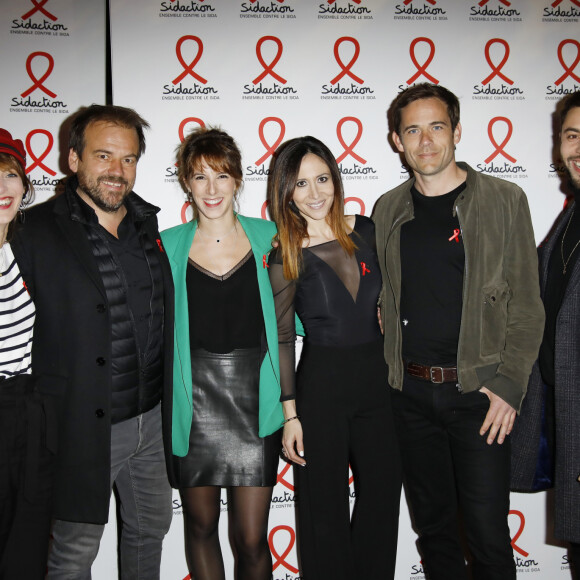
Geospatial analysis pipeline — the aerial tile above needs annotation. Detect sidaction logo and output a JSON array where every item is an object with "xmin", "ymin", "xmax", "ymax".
[
  {"xmin": 246, "ymin": 117, "xmax": 285, "ymax": 181},
  {"xmin": 546, "ymin": 39, "xmax": 580, "ymax": 98},
  {"xmin": 269, "ymin": 525, "xmax": 300, "ymax": 579},
  {"xmin": 472, "ymin": 38, "xmax": 525, "ymax": 100},
  {"xmin": 242, "ymin": 36, "xmax": 299, "ymax": 100},
  {"xmin": 509, "ymin": 510, "xmax": 541, "ymax": 571},
  {"xmin": 543, "ymin": 0, "xmax": 580, "ymax": 20},
  {"xmin": 318, "ymin": 0, "xmax": 373, "ymax": 20},
  {"xmin": 334, "ymin": 117, "xmax": 378, "ymax": 188},
  {"xmin": 240, "ymin": 0, "xmax": 296, "ymax": 19},
  {"xmin": 476, "ymin": 117, "xmax": 527, "ymax": 178},
  {"xmin": 10, "ymin": 52, "xmax": 68, "ymax": 112},
  {"xmin": 469, "ymin": 0, "xmax": 523, "ymax": 21},
  {"xmin": 159, "ymin": 0, "xmax": 216, "ymax": 18},
  {"xmin": 10, "ymin": 0, "xmax": 69, "ymax": 35},
  {"xmin": 24, "ymin": 129, "xmax": 62, "ymax": 191},
  {"xmin": 162, "ymin": 35, "xmax": 219, "ymax": 101},
  {"xmin": 321, "ymin": 37, "xmax": 376, "ymax": 100},
  {"xmin": 393, "ymin": 0, "xmax": 448, "ymax": 21}
]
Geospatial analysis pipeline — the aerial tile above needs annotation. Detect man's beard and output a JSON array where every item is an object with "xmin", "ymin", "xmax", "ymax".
[{"xmin": 77, "ymin": 171, "xmax": 130, "ymax": 213}]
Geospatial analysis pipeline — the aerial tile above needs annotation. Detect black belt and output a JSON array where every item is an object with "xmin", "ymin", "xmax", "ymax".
[{"xmin": 405, "ymin": 361, "xmax": 458, "ymax": 384}]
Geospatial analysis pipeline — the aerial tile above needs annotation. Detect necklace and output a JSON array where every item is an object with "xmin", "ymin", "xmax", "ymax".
[
  {"xmin": 196, "ymin": 220, "xmax": 238, "ymax": 243},
  {"xmin": 561, "ymin": 210, "xmax": 580, "ymax": 274}
]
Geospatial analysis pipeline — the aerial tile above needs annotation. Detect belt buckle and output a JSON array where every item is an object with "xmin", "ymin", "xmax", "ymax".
[{"xmin": 430, "ymin": 366, "xmax": 444, "ymax": 384}]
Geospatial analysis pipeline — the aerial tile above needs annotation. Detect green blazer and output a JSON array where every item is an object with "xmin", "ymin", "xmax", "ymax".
[{"xmin": 161, "ymin": 215, "xmax": 284, "ymax": 456}]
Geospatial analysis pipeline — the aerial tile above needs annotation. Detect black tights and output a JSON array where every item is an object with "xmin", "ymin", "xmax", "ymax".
[{"xmin": 180, "ymin": 486, "xmax": 273, "ymax": 580}]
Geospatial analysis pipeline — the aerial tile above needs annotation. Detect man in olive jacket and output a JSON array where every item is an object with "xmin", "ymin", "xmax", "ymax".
[
  {"xmin": 373, "ymin": 83, "xmax": 544, "ymax": 580},
  {"xmin": 12, "ymin": 105, "xmax": 175, "ymax": 579}
]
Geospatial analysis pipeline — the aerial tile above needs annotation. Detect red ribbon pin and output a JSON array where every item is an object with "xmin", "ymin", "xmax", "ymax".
[
  {"xmin": 262, "ymin": 255, "xmax": 269, "ymax": 269},
  {"xmin": 361, "ymin": 262, "xmax": 370, "ymax": 276},
  {"xmin": 449, "ymin": 229, "xmax": 460, "ymax": 243}
]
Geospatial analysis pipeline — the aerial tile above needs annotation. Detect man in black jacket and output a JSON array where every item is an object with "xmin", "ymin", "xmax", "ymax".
[{"xmin": 13, "ymin": 105, "xmax": 175, "ymax": 579}]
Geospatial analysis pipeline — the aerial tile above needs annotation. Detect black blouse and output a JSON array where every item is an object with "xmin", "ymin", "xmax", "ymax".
[
  {"xmin": 187, "ymin": 250, "xmax": 263, "ymax": 354},
  {"xmin": 269, "ymin": 215, "xmax": 383, "ymax": 400}
]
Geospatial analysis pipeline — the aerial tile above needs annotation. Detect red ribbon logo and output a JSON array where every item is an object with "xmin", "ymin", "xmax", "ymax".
[
  {"xmin": 331, "ymin": 37, "xmax": 364, "ymax": 85},
  {"xmin": 509, "ymin": 510, "xmax": 529, "ymax": 558},
  {"xmin": 344, "ymin": 197, "xmax": 366, "ymax": 216},
  {"xmin": 255, "ymin": 117, "xmax": 285, "ymax": 166},
  {"xmin": 404, "ymin": 0, "xmax": 436, "ymax": 4},
  {"xmin": 552, "ymin": 0, "xmax": 580, "ymax": 6},
  {"xmin": 175, "ymin": 118, "xmax": 205, "ymax": 166},
  {"xmin": 269, "ymin": 525, "xmax": 299, "ymax": 574},
  {"xmin": 482, "ymin": 39, "xmax": 513, "ymax": 86},
  {"xmin": 407, "ymin": 37, "xmax": 439, "ymax": 85},
  {"xmin": 25, "ymin": 129, "xmax": 56, "ymax": 176},
  {"xmin": 485, "ymin": 117, "xmax": 517, "ymax": 164},
  {"xmin": 448, "ymin": 229, "xmax": 460, "ymax": 243},
  {"xmin": 253, "ymin": 36, "xmax": 287, "ymax": 85},
  {"xmin": 555, "ymin": 39, "xmax": 580, "ymax": 86},
  {"xmin": 261, "ymin": 200, "xmax": 270, "ymax": 221},
  {"xmin": 328, "ymin": 0, "xmax": 362, "ymax": 4},
  {"xmin": 21, "ymin": 0, "xmax": 57, "ymax": 21},
  {"xmin": 478, "ymin": 0, "xmax": 510, "ymax": 5},
  {"xmin": 21, "ymin": 52, "xmax": 56, "ymax": 98},
  {"xmin": 277, "ymin": 462, "xmax": 294, "ymax": 491},
  {"xmin": 360, "ymin": 262, "xmax": 370, "ymax": 276},
  {"xmin": 181, "ymin": 202, "xmax": 192, "ymax": 224},
  {"xmin": 172, "ymin": 35, "xmax": 207, "ymax": 85},
  {"xmin": 349, "ymin": 464, "xmax": 354, "ymax": 485},
  {"xmin": 336, "ymin": 117, "xmax": 366, "ymax": 164}
]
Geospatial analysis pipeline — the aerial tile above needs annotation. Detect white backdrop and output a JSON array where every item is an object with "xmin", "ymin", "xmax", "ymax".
[{"xmin": 2, "ymin": 0, "xmax": 580, "ymax": 578}]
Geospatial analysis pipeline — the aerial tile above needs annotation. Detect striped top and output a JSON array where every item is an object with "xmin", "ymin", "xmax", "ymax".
[{"xmin": 0, "ymin": 243, "xmax": 35, "ymax": 377}]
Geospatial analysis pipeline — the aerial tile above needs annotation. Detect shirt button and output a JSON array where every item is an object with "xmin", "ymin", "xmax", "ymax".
[
  {"xmin": 96, "ymin": 357, "xmax": 106, "ymax": 366},
  {"xmin": 96, "ymin": 304, "xmax": 106, "ymax": 313},
  {"xmin": 95, "ymin": 409, "xmax": 105, "ymax": 418}
]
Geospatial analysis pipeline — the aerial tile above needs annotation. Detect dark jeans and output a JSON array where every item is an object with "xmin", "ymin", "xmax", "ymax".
[{"xmin": 392, "ymin": 375, "xmax": 516, "ymax": 580}]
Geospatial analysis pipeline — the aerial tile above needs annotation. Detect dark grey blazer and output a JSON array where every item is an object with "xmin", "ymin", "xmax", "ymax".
[{"xmin": 511, "ymin": 201, "xmax": 580, "ymax": 544}]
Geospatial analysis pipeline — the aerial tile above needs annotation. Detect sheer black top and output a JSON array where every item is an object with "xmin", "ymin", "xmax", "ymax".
[{"xmin": 269, "ymin": 215, "xmax": 383, "ymax": 400}]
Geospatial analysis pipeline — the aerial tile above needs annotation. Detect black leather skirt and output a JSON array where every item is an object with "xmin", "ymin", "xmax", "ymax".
[{"xmin": 174, "ymin": 347, "xmax": 280, "ymax": 487}]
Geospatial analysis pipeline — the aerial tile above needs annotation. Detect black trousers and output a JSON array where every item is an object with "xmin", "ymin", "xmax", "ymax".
[
  {"xmin": 0, "ymin": 374, "xmax": 54, "ymax": 580},
  {"xmin": 295, "ymin": 339, "xmax": 402, "ymax": 580},
  {"xmin": 392, "ymin": 375, "xmax": 516, "ymax": 580}
]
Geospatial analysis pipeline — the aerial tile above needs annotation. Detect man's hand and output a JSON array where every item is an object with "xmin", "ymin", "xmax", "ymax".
[{"xmin": 479, "ymin": 387, "xmax": 516, "ymax": 445}]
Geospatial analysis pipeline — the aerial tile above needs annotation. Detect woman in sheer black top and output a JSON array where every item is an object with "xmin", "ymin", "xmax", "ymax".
[{"xmin": 268, "ymin": 136, "xmax": 402, "ymax": 579}]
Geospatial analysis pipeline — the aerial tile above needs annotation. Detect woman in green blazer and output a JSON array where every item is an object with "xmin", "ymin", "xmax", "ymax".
[{"xmin": 161, "ymin": 127, "xmax": 283, "ymax": 580}]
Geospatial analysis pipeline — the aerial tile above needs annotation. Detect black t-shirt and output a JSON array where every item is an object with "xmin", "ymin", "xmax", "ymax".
[{"xmin": 400, "ymin": 183, "xmax": 466, "ymax": 366}]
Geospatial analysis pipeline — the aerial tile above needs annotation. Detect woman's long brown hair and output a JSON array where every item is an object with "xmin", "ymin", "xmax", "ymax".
[{"xmin": 267, "ymin": 136, "xmax": 355, "ymax": 280}]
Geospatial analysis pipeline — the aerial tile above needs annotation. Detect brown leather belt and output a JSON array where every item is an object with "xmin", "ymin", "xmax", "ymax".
[{"xmin": 405, "ymin": 361, "xmax": 458, "ymax": 384}]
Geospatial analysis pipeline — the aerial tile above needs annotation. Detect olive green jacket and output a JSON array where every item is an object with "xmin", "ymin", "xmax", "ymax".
[{"xmin": 373, "ymin": 162, "xmax": 544, "ymax": 412}]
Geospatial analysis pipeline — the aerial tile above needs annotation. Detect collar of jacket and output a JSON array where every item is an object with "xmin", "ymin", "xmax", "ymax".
[{"xmin": 62, "ymin": 174, "xmax": 160, "ymax": 226}]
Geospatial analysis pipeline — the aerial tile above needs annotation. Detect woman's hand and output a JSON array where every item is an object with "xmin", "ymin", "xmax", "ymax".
[{"xmin": 282, "ymin": 419, "xmax": 306, "ymax": 466}]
